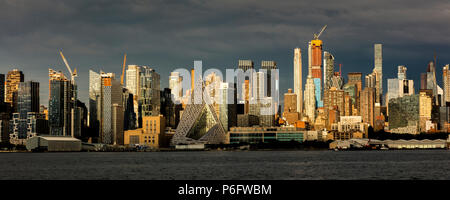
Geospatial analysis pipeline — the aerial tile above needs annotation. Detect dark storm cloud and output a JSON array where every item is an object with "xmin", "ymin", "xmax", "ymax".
[{"xmin": 0, "ymin": 0, "xmax": 449, "ymax": 105}]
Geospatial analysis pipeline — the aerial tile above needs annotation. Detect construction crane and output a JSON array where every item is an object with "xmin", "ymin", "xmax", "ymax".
[
  {"xmin": 59, "ymin": 51, "xmax": 77, "ymax": 82},
  {"xmin": 121, "ymin": 53, "xmax": 127, "ymax": 85},
  {"xmin": 313, "ymin": 25, "xmax": 327, "ymax": 40},
  {"xmin": 58, "ymin": 50, "xmax": 78, "ymax": 138}
]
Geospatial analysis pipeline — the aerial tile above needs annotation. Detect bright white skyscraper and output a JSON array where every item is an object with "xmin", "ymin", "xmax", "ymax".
[
  {"xmin": 293, "ymin": 48, "xmax": 303, "ymax": 115},
  {"xmin": 169, "ymin": 72, "xmax": 183, "ymax": 103}
]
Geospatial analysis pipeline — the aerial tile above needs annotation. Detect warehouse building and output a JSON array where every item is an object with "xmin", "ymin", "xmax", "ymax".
[{"xmin": 26, "ymin": 136, "xmax": 82, "ymax": 152}]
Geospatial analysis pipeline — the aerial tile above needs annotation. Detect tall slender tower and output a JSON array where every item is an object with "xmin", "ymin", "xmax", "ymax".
[
  {"xmin": 443, "ymin": 64, "xmax": 450, "ymax": 104},
  {"xmin": 323, "ymin": 51, "xmax": 335, "ymax": 90},
  {"xmin": 374, "ymin": 44, "xmax": 383, "ymax": 104},
  {"xmin": 304, "ymin": 49, "xmax": 316, "ymax": 122},
  {"xmin": 293, "ymin": 48, "xmax": 303, "ymax": 115}
]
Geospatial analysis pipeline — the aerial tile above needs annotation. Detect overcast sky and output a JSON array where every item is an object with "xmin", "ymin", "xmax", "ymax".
[{"xmin": 0, "ymin": 0, "xmax": 449, "ymax": 106}]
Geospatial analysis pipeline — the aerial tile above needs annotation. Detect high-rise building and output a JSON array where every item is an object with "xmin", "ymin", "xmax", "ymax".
[
  {"xmin": 48, "ymin": 69, "xmax": 76, "ymax": 137},
  {"xmin": 218, "ymin": 82, "xmax": 237, "ymax": 131},
  {"xmin": 126, "ymin": 65, "xmax": 140, "ymax": 126},
  {"xmin": 90, "ymin": 71, "xmax": 124, "ymax": 144},
  {"xmin": 238, "ymin": 60, "xmax": 254, "ymax": 114},
  {"xmin": 251, "ymin": 71, "xmax": 266, "ymax": 100},
  {"xmin": 261, "ymin": 60, "xmax": 277, "ymax": 97},
  {"xmin": 387, "ymin": 66, "xmax": 415, "ymax": 115},
  {"xmin": 347, "ymin": 73, "xmax": 362, "ymax": 96},
  {"xmin": 5, "ymin": 69, "xmax": 24, "ymax": 112},
  {"xmin": 443, "ymin": 64, "xmax": 450, "ymax": 104},
  {"xmin": 360, "ymin": 87, "xmax": 375, "ymax": 127},
  {"xmin": 398, "ymin": 65, "xmax": 407, "ymax": 80},
  {"xmin": 126, "ymin": 65, "xmax": 161, "ymax": 128},
  {"xmin": 293, "ymin": 48, "xmax": 303, "ymax": 115},
  {"xmin": 419, "ymin": 90, "xmax": 433, "ymax": 132},
  {"xmin": 169, "ymin": 72, "xmax": 183, "ymax": 103},
  {"xmin": 323, "ymin": 51, "xmax": 335, "ymax": 90},
  {"xmin": 308, "ymin": 39, "xmax": 324, "ymax": 110},
  {"xmin": 0, "ymin": 113, "xmax": 9, "ymax": 144},
  {"xmin": 10, "ymin": 81, "xmax": 47, "ymax": 145},
  {"xmin": 89, "ymin": 70, "xmax": 101, "ymax": 136},
  {"xmin": 101, "ymin": 73, "xmax": 123, "ymax": 144},
  {"xmin": 0, "ymin": 74, "xmax": 5, "ymax": 104},
  {"xmin": 138, "ymin": 66, "xmax": 161, "ymax": 124},
  {"xmin": 374, "ymin": 44, "xmax": 383, "ymax": 104},
  {"xmin": 283, "ymin": 89, "xmax": 300, "ymax": 125},
  {"xmin": 9, "ymin": 112, "xmax": 47, "ymax": 145},
  {"xmin": 17, "ymin": 81, "xmax": 40, "ymax": 119},
  {"xmin": 309, "ymin": 40, "xmax": 323, "ymax": 81},
  {"xmin": 388, "ymin": 95, "xmax": 419, "ymax": 134},
  {"xmin": 343, "ymin": 83, "xmax": 358, "ymax": 115},
  {"xmin": 330, "ymin": 72, "xmax": 344, "ymax": 90},
  {"xmin": 238, "ymin": 60, "xmax": 254, "ymax": 72},
  {"xmin": 426, "ymin": 61, "xmax": 438, "ymax": 103},
  {"xmin": 323, "ymin": 87, "xmax": 345, "ymax": 118},
  {"xmin": 304, "ymin": 75, "xmax": 316, "ymax": 122},
  {"xmin": 123, "ymin": 88, "xmax": 136, "ymax": 130}
]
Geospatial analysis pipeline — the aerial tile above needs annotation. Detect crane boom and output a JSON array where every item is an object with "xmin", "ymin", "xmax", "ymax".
[
  {"xmin": 59, "ymin": 51, "xmax": 73, "ymax": 79},
  {"xmin": 314, "ymin": 25, "xmax": 327, "ymax": 40},
  {"xmin": 121, "ymin": 53, "xmax": 127, "ymax": 85}
]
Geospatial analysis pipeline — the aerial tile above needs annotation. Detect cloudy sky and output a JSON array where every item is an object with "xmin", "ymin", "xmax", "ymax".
[{"xmin": 0, "ymin": 0, "xmax": 449, "ymax": 106}]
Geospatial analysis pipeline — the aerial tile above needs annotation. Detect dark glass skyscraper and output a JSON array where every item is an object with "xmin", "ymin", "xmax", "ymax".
[
  {"xmin": 18, "ymin": 81, "xmax": 40, "ymax": 119},
  {"xmin": 49, "ymin": 79, "xmax": 66, "ymax": 136}
]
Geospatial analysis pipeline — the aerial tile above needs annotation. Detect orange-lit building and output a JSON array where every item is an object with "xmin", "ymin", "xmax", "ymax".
[
  {"xmin": 124, "ymin": 115, "xmax": 169, "ymax": 148},
  {"xmin": 310, "ymin": 39, "xmax": 323, "ymax": 81}
]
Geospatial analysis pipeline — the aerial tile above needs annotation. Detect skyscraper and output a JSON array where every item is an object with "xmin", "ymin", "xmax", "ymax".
[
  {"xmin": 6, "ymin": 69, "xmax": 24, "ymax": 112},
  {"xmin": 361, "ymin": 87, "xmax": 375, "ymax": 127},
  {"xmin": 101, "ymin": 73, "xmax": 123, "ymax": 144},
  {"xmin": 0, "ymin": 74, "xmax": 5, "ymax": 104},
  {"xmin": 219, "ymin": 82, "xmax": 237, "ymax": 131},
  {"xmin": 238, "ymin": 60, "xmax": 254, "ymax": 115},
  {"xmin": 426, "ymin": 61, "xmax": 439, "ymax": 105},
  {"xmin": 293, "ymin": 48, "xmax": 303, "ymax": 115},
  {"xmin": 304, "ymin": 75, "xmax": 316, "ymax": 122},
  {"xmin": 309, "ymin": 40, "xmax": 323, "ymax": 108},
  {"xmin": 9, "ymin": 81, "xmax": 45, "ymax": 145},
  {"xmin": 261, "ymin": 60, "xmax": 277, "ymax": 97},
  {"xmin": 374, "ymin": 44, "xmax": 383, "ymax": 104},
  {"xmin": 347, "ymin": 73, "xmax": 362, "ymax": 97},
  {"xmin": 126, "ymin": 65, "xmax": 140, "ymax": 126},
  {"xmin": 17, "ymin": 81, "xmax": 39, "ymax": 119},
  {"xmin": 89, "ymin": 70, "xmax": 101, "ymax": 135},
  {"xmin": 123, "ymin": 88, "xmax": 136, "ymax": 130},
  {"xmin": 323, "ymin": 51, "xmax": 335, "ymax": 90},
  {"xmin": 323, "ymin": 87, "xmax": 345, "ymax": 117},
  {"xmin": 139, "ymin": 66, "xmax": 161, "ymax": 122},
  {"xmin": 48, "ymin": 69, "xmax": 76, "ymax": 137},
  {"xmin": 283, "ymin": 88, "xmax": 299, "ymax": 125},
  {"xmin": 443, "ymin": 64, "xmax": 450, "ymax": 104},
  {"xmin": 387, "ymin": 66, "xmax": 415, "ymax": 115},
  {"xmin": 238, "ymin": 60, "xmax": 254, "ymax": 72},
  {"xmin": 169, "ymin": 71, "xmax": 183, "ymax": 103}
]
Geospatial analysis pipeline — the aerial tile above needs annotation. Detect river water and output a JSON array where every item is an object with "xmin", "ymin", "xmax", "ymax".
[{"xmin": 0, "ymin": 150, "xmax": 449, "ymax": 180}]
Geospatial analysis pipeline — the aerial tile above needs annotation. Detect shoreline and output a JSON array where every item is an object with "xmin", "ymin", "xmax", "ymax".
[{"xmin": 0, "ymin": 148, "xmax": 447, "ymax": 153}]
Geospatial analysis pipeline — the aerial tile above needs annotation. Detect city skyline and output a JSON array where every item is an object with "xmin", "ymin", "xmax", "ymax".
[{"xmin": 0, "ymin": 0, "xmax": 449, "ymax": 106}]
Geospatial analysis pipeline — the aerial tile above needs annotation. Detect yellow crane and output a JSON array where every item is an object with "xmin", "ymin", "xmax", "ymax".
[
  {"xmin": 313, "ymin": 25, "xmax": 327, "ymax": 40},
  {"xmin": 121, "ymin": 53, "xmax": 127, "ymax": 85}
]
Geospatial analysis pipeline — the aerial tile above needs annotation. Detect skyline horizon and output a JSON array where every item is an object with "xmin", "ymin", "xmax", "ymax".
[{"xmin": 1, "ymin": 44, "xmax": 448, "ymax": 108}]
